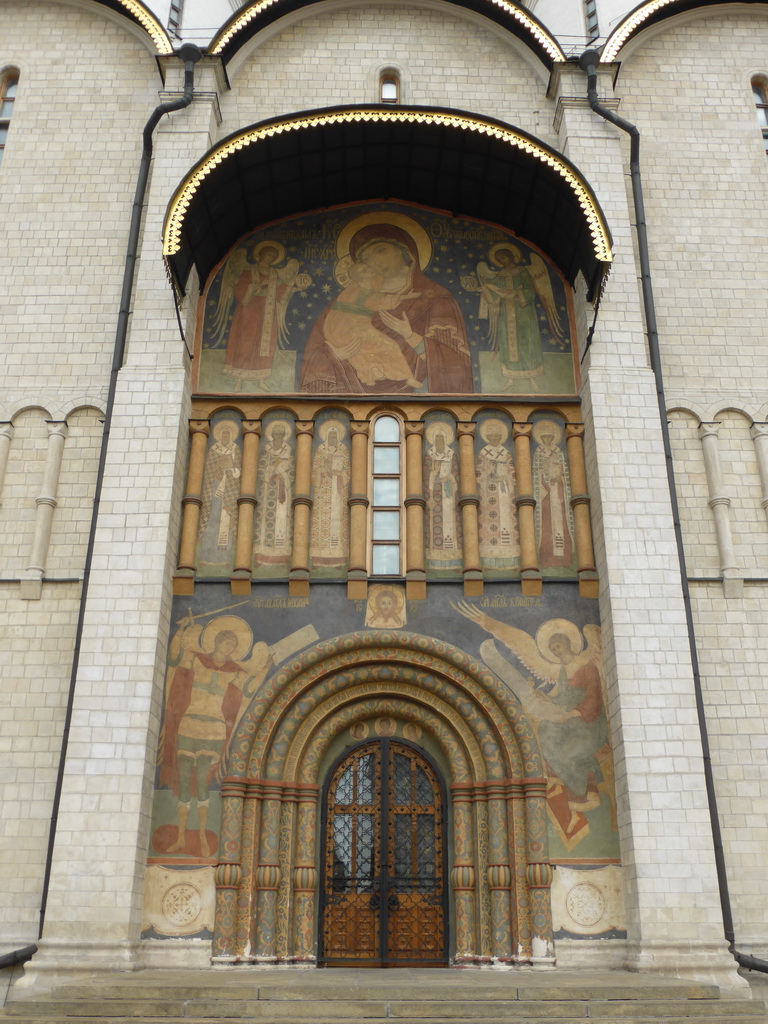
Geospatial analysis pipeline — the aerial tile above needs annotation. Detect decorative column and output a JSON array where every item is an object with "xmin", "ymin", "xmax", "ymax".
[
  {"xmin": 236, "ymin": 781, "xmax": 263, "ymax": 959},
  {"xmin": 750, "ymin": 423, "xmax": 768, "ymax": 531},
  {"xmin": 347, "ymin": 420, "xmax": 370, "ymax": 600},
  {"xmin": 173, "ymin": 419, "xmax": 210, "ymax": 596},
  {"xmin": 565, "ymin": 424, "xmax": 599, "ymax": 598},
  {"xmin": 231, "ymin": 420, "xmax": 260, "ymax": 596},
  {"xmin": 699, "ymin": 422, "xmax": 741, "ymax": 598},
  {"xmin": 485, "ymin": 780, "xmax": 514, "ymax": 963},
  {"xmin": 253, "ymin": 783, "xmax": 283, "ymax": 962},
  {"xmin": 0, "ymin": 422, "xmax": 14, "ymax": 505},
  {"xmin": 21, "ymin": 420, "xmax": 68, "ymax": 600},
  {"xmin": 289, "ymin": 421, "xmax": 314, "ymax": 596},
  {"xmin": 291, "ymin": 784, "xmax": 320, "ymax": 964},
  {"xmin": 512, "ymin": 423, "xmax": 542, "ymax": 596},
  {"xmin": 212, "ymin": 777, "xmax": 246, "ymax": 961},
  {"xmin": 523, "ymin": 776, "xmax": 555, "ymax": 969},
  {"xmin": 457, "ymin": 423, "xmax": 483, "ymax": 596},
  {"xmin": 450, "ymin": 783, "xmax": 478, "ymax": 964},
  {"xmin": 404, "ymin": 421, "xmax": 426, "ymax": 600}
]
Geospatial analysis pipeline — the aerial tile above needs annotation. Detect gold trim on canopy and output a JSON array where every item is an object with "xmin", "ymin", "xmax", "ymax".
[
  {"xmin": 209, "ymin": 0, "xmax": 566, "ymax": 63},
  {"xmin": 602, "ymin": 0, "xmax": 695, "ymax": 61},
  {"xmin": 113, "ymin": 0, "xmax": 174, "ymax": 53},
  {"xmin": 162, "ymin": 108, "xmax": 613, "ymax": 268}
]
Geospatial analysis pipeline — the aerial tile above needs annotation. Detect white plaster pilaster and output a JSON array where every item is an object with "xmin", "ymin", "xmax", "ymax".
[
  {"xmin": 750, "ymin": 422, "xmax": 768, "ymax": 530},
  {"xmin": 20, "ymin": 421, "xmax": 68, "ymax": 600},
  {"xmin": 698, "ymin": 422, "xmax": 741, "ymax": 598},
  {"xmin": 0, "ymin": 423, "xmax": 15, "ymax": 507}
]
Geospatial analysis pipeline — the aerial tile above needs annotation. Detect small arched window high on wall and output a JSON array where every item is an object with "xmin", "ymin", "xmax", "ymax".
[
  {"xmin": 370, "ymin": 415, "xmax": 403, "ymax": 575},
  {"xmin": 380, "ymin": 72, "xmax": 399, "ymax": 105},
  {"xmin": 0, "ymin": 71, "xmax": 19, "ymax": 166},
  {"xmin": 752, "ymin": 78, "xmax": 768, "ymax": 154}
]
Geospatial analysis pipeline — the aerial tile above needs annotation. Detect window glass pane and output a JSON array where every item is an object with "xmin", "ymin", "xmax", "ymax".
[
  {"xmin": 373, "ymin": 510, "xmax": 399, "ymax": 540},
  {"xmin": 373, "ymin": 446, "xmax": 399, "ymax": 474},
  {"xmin": 4, "ymin": 79, "xmax": 17, "ymax": 98},
  {"xmin": 0, "ymin": 100, "xmax": 12, "ymax": 118},
  {"xmin": 0, "ymin": 126, "xmax": 7, "ymax": 146},
  {"xmin": 357, "ymin": 753, "xmax": 375, "ymax": 804},
  {"xmin": 753, "ymin": 83, "xmax": 767, "ymax": 104},
  {"xmin": 374, "ymin": 416, "xmax": 399, "ymax": 442},
  {"xmin": 373, "ymin": 477, "xmax": 399, "ymax": 506},
  {"xmin": 356, "ymin": 813, "xmax": 376, "ymax": 885},
  {"xmin": 393, "ymin": 753, "xmax": 411, "ymax": 804},
  {"xmin": 332, "ymin": 814, "xmax": 352, "ymax": 889},
  {"xmin": 336, "ymin": 765, "xmax": 353, "ymax": 803},
  {"xmin": 415, "ymin": 766, "xmax": 433, "ymax": 805},
  {"xmin": 381, "ymin": 79, "xmax": 397, "ymax": 102},
  {"xmin": 393, "ymin": 813, "xmax": 411, "ymax": 881},
  {"xmin": 758, "ymin": 108, "xmax": 768, "ymax": 128},
  {"xmin": 372, "ymin": 544, "xmax": 399, "ymax": 575}
]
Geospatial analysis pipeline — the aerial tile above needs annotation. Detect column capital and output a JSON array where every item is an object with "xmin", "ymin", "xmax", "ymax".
[
  {"xmin": 457, "ymin": 422, "xmax": 476, "ymax": 440},
  {"xmin": 45, "ymin": 420, "xmax": 68, "ymax": 440},
  {"xmin": 698, "ymin": 421, "xmax": 721, "ymax": 441},
  {"xmin": 404, "ymin": 421, "xmax": 424, "ymax": 438},
  {"xmin": 750, "ymin": 422, "xmax": 768, "ymax": 441},
  {"xmin": 189, "ymin": 419, "xmax": 210, "ymax": 437},
  {"xmin": 350, "ymin": 420, "xmax": 370, "ymax": 438},
  {"xmin": 512, "ymin": 423, "xmax": 533, "ymax": 441},
  {"xmin": 0, "ymin": 422, "xmax": 15, "ymax": 441},
  {"xmin": 565, "ymin": 423, "xmax": 585, "ymax": 441},
  {"xmin": 242, "ymin": 419, "xmax": 262, "ymax": 437},
  {"xmin": 295, "ymin": 420, "xmax": 314, "ymax": 437}
]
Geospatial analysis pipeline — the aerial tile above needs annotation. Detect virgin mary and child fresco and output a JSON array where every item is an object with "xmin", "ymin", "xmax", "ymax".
[{"xmin": 197, "ymin": 206, "xmax": 573, "ymax": 396}]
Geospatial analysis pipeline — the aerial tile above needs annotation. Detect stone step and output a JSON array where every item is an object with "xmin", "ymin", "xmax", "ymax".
[
  {"xmin": 3, "ymin": 997, "xmax": 764, "ymax": 1020},
  {"xmin": 0, "ymin": 1018, "xmax": 762, "ymax": 1024}
]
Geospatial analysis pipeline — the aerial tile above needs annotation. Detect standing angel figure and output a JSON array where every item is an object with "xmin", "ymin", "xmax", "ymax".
[
  {"xmin": 210, "ymin": 241, "xmax": 311, "ymax": 391},
  {"xmin": 453, "ymin": 601, "xmax": 615, "ymax": 850},
  {"xmin": 462, "ymin": 244, "xmax": 566, "ymax": 389}
]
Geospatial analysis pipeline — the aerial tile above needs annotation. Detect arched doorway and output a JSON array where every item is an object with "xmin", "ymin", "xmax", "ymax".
[
  {"xmin": 320, "ymin": 739, "xmax": 448, "ymax": 966},
  {"xmin": 212, "ymin": 632, "xmax": 555, "ymax": 967}
]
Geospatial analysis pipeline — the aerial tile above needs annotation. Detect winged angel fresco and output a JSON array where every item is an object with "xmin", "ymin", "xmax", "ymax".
[
  {"xmin": 461, "ymin": 244, "xmax": 566, "ymax": 390},
  {"xmin": 453, "ymin": 601, "xmax": 615, "ymax": 849}
]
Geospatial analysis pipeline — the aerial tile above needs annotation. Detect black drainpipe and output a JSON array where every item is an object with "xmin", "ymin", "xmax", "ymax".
[
  {"xmin": 577, "ymin": 49, "xmax": 768, "ymax": 976},
  {"xmin": 37, "ymin": 43, "xmax": 203, "ymax": 940}
]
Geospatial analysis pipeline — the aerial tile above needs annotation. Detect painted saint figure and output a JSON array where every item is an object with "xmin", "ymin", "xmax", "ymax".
[
  {"xmin": 454, "ymin": 602, "xmax": 614, "ymax": 851},
  {"xmin": 424, "ymin": 422, "xmax": 462, "ymax": 573},
  {"xmin": 301, "ymin": 218, "xmax": 472, "ymax": 394},
  {"xmin": 475, "ymin": 418, "xmax": 519, "ymax": 570},
  {"xmin": 254, "ymin": 419, "xmax": 294, "ymax": 569},
  {"xmin": 158, "ymin": 614, "xmax": 272, "ymax": 857},
  {"xmin": 211, "ymin": 241, "xmax": 310, "ymax": 391},
  {"xmin": 322, "ymin": 259, "xmax": 422, "ymax": 389},
  {"xmin": 310, "ymin": 419, "xmax": 351, "ymax": 572},
  {"xmin": 532, "ymin": 419, "xmax": 574, "ymax": 570},
  {"xmin": 462, "ymin": 244, "xmax": 565, "ymax": 390},
  {"xmin": 197, "ymin": 418, "xmax": 241, "ymax": 570}
]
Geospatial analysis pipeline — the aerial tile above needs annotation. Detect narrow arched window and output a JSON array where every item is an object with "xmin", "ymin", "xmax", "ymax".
[
  {"xmin": 0, "ymin": 72, "xmax": 19, "ymax": 166},
  {"xmin": 752, "ymin": 78, "xmax": 768, "ymax": 154},
  {"xmin": 370, "ymin": 415, "xmax": 403, "ymax": 575},
  {"xmin": 380, "ymin": 73, "xmax": 399, "ymax": 105}
]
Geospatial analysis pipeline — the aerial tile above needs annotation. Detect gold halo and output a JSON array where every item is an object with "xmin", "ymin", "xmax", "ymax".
[
  {"xmin": 489, "ymin": 242, "xmax": 523, "ymax": 267},
  {"xmin": 252, "ymin": 239, "xmax": 286, "ymax": 264},
  {"xmin": 425, "ymin": 421, "xmax": 456, "ymax": 445},
  {"xmin": 535, "ymin": 619, "xmax": 583, "ymax": 663},
  {"xmin": 318, "ymin": 418, "xmax": 346, "ymax": 442},
  {"xmin": 265, "ymin": 418, "xmax": 293, "ymax": 441},
  {"xmin": 479, "ymin": 418, "xmax": 510, "ymax": 444},
  {"xmin": 532, "ymin": 419, "xmax": 563, "ymax": 445},
  {"xmin": 336, "ymin": 211, "xmax": 432, "ymax": 270},
  {"xmin": 200, "ymin": 615, "xmax": 253, "ymax": 661},
  {"xmin": 212, "ymin": 418, "xmax": 240, "ymax": 442}
]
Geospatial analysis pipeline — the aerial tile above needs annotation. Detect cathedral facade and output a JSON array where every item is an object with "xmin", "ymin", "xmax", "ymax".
[{"xmin": 1, "ymin": 0, "xmax": 768, "ymax": 995}]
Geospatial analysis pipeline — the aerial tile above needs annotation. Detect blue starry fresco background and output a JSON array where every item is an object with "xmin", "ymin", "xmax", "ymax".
[{"xmin": 196, "ymin": 201, "xmax": 576, "ymax": 395}]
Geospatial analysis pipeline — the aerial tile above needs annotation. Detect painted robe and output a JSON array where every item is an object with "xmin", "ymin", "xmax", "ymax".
[
  {"xmin": 254, "ymin": 435, "xmax": 294, "ymax": 568},
  {"xmin": 476, "ymin": 442, "xmax": 519, "ymax": 569},
  {"xmin": 424, "ymin": 441, "xmax": 462, "ymax": 572},
  {"xmin": 310, "ymin": 437, "xmax": 350, "ymax": 571},
  {"xmin": 534, "ymin": 439, "xmax": 575, "ymax": 569},
  {"xmin": 197, "ymin": 434, "xmax": 241, "ymax": 568}
]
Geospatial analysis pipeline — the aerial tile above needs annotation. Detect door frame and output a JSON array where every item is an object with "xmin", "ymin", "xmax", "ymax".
[{"xmin": 317, "ymin": 737, "xmax": 449, "ymax": 967}]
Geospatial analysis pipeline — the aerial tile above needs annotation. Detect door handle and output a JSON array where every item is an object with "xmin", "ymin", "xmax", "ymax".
[
  {"xmin": 369, "ymin": 893, "xmax": 381, "ymax": 910},
  {"xmin": 388, "ymin": 893, "xmax": 400, "ymax": 911}
]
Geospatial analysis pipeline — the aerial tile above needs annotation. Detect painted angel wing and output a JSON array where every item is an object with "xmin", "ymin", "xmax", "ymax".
[
  {"xmin": 210, "ymin": 256, "xmax": 248, "ymax": 345},
  {"xmin": 528, "ymin": 253, "xmax": 566, "ymax": 341}
]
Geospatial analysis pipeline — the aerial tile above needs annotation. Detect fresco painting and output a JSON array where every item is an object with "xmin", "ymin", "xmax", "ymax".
[
  {"xmin": 532, "ymin": 415, "xmax": 576, "ymax": 575},
  {"xmin": 148, "ymin": 583, "xmax": 616, "ymax": 931},
  {"xmin": 310, "ymin": 412, "xmax": 351, "ymax": 577},
  {"xmin": 423, "ymin": 414, "xmax": 462, "ymax": 577},
  {"xmin": 196, "ymin": 203, "xmax": 576, "ymax": 397},
  {"xmin": 474, "ymin": 412, "xmax": 519, "ymax": 575},
  {"xmin": 253, "ymin": 413, "xmax": 295, "ymax": 575},
  {"xmin": 196, "ymin": 414, "xmax": 242, "ymax": 576}
]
